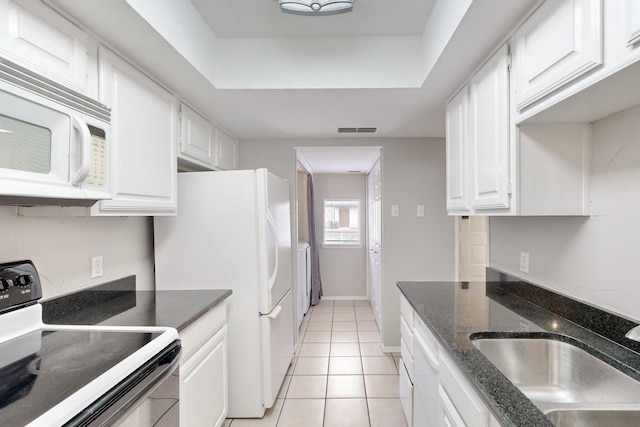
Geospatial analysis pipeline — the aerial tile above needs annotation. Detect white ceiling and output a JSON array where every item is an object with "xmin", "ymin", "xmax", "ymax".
[
  {"xmin": 297, "ymin": 146, "xmax": 381, "ymax": 174},
  {"xmin": 191, "ymin": 0, "xmax": 436, "ymax": 38},
  {"xmin": 52, "ymin": 0, "xmax": 538, "ymax": 172}
]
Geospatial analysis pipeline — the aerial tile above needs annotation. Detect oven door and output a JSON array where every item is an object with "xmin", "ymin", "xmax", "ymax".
[{"xmin": 64, "ymin": 340, "xmax": 181, "ymax": 427}]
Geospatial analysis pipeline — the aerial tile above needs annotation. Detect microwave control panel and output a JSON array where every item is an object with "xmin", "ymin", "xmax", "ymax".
[{"xmin": 86, "ymin": 124, "xmax": 107, "ymax": 187}]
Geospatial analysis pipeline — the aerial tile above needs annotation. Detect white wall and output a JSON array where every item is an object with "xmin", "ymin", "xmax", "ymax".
[
  {"xmin": 239, "ymin": 137, "xmax": 455, "ymax": 348},
  {"xmin": 0, "ymin": 207, "xmax": 155, "ymax": 300},
  {"xmin": 490, "ymin": 104, "xmax": 640, "ymax": 322},
  {"xmin": 313, "ymin": 173, "xmax": 367, "ymax": 298}
]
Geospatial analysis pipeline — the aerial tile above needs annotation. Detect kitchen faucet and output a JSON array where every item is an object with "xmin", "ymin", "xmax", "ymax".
[{"xmin": 625, "ymin": 325, "xmax": 640, "ymax": 342}]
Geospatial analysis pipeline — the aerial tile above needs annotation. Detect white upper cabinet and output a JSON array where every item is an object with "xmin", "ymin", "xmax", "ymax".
[
  {"xmin": 179, "ymin": 103, "xmax": 215, "ymax": 170},
  {"xmin": 469, "ymin": 44, "xmax": 511, "ymax": 211},
  {"xmin": 0, "ymin": 0, "xmax": 97, "ymax": 97},
  {"xmin": 514, "ymin": 0, "xmax": 603, "ymax": 111},
  {"xmin": 446, "ymin": 44, "xmax": 511, "ymax": 215},
  {"xmin": 446, "ymin": 88, "xmax": 470, "ymax": 213},
  {"xmin": 178, "ymin": 105, "xmax": 238, "ymax": 171},
  {"xmin": 628, "ymin": 0, "xmax": 640, "ymax": 46},
  {"xmin": 214, "ymin": 126, "xmax": 238, "ymax": 171},
  {"xmin": 93, "ymin": 46, "xmax": 177, "ymax": 216}
]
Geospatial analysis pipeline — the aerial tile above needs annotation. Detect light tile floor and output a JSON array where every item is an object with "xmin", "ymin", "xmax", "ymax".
[{"xmin": 223, "ymin": 300, "xmax": 408, "ymax": 427}]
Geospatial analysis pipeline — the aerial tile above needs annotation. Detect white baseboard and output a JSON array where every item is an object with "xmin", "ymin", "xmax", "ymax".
[
  {"xmin": 322, "ymin": 296, "xmax": 368, "ymax": 301},
  {"xmin": 382, "ymin": 345, "xmax": 401, "ymax": 354}
]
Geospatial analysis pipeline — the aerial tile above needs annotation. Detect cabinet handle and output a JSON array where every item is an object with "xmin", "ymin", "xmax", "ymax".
[
  {"xmin": 266, "ymin": 209, "xmax": 279, "ymax": 290},
  {"xmin": 265, "ymin": 305, "xmax": 282, "ymax": 319}
]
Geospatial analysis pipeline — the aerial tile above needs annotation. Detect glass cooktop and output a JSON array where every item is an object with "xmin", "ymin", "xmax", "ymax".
[{"xmin": 0, "ymin": 328, "xmax": 161, "ymax": 426}]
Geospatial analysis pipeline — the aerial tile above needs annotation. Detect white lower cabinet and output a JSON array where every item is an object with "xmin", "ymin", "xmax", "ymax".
[
  {"xmin": 399, "ymin": 295, "xmax": 415, "ymax": 425},
  {"xmin": 413, "ymin": 317, "xmax": 441, "ymax": 427},
  {"xmin": 179, "ymin": 303, "xmax": 228, "ymax": 427},
  {"xmin": 404, "ymin": 298, "xmax": 497, "ymax": 427}
]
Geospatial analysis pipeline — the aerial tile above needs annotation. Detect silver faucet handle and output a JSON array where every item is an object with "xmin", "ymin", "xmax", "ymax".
[{"xmin": 626, "ymin": 325, "xmax": 640, "ymax": 342}]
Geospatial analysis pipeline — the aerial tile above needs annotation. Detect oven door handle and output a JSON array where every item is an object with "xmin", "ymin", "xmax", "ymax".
[{"xmin": 63, "ymin": 340, "xmax": 181, "ymax": 427}]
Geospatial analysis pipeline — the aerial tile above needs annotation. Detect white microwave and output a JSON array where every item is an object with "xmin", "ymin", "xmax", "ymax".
[{"xmin": 0, "ymin": 58, "xmax": 111, "ymax": 206}]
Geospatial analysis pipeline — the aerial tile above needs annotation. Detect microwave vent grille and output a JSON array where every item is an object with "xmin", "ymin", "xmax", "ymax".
[{"xmin": 0, "ymin": 57, "xmax": 110, "ymax": 122}]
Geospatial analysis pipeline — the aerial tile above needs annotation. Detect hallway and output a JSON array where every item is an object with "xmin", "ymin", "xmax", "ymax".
[{"xmin": 223, "ymin": 300, "xmax": 406, "ymax": 427}]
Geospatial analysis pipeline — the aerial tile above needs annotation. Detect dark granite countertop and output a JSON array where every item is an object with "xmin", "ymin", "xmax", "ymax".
[
  {"xmin": 41, "ymin": 276, "xmax": 232, "ymax": 332},
  {"xmin": 398, "ymin": 269, "xmax": 640, "ymax": 427}
]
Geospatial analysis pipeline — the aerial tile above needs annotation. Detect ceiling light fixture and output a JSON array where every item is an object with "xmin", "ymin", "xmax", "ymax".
[{"xmin": 279, "ymin": 0, "xmax": 353, "ymax": 16}]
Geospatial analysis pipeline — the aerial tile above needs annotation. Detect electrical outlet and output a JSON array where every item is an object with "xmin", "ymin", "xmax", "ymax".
[
  {"xmin": 417, "ymin": 205, "xmax": 425, "ymax": 217},
  {"xmin": 91, "ymin": 256, "xmax": 103, "ymax": 279},
  {"xmin": 519, "ymin": 251, "xmax": 530, "ymax": 273}
]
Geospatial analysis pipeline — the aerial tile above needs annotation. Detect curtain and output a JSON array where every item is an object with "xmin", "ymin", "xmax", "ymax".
[{"xmin": 307, "ymin": 174, "xmax": 323, "ymax": 305}]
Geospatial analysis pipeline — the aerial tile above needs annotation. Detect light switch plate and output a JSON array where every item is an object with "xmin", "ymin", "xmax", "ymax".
[{"xmin": 392, "ymin": 205, "xmax": 399, "ymax": 217}]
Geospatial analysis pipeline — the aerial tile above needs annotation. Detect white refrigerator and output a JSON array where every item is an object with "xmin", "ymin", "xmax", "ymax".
[{"xmin": 154, "ymin": 169, "xmax": 294, "ymax": 418}]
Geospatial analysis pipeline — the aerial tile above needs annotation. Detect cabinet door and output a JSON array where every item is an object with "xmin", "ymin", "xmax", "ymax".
[
  {"xmin": 514, "ymin": 0, "xmax": 603, "ymax": 110},
  {"xmin": 628, "ymin": 0, "xmax": 640, "ymax": 46},
  {"xmin": 179, "ymin": 104, "xmax": 214, "ymax": 169},
  {"xmin": 213, "ymin": 126, "xmax": 238, "ymax": 170},
  {"xmin": 94, "ymin": 47, "xmax": 177, "ymax": 216},
  {"xmin": 0, "ymin": 0, "xmax": 96, "ymax": 96},
  {"xmin": 445, "ymin": 87, "xmax": 470, "ymax": 212},
  {"xmin": 181, "ymin": 325, "xmax": 228, "ymax": 427},
  {"xmin": 469, "ymin": 44, "xmax": 511, "ymax": 210}
]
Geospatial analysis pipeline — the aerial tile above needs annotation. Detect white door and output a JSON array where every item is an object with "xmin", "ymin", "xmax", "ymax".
[
  {"xmin": 261, "ymin": 289, "xmax": 294, "ymax": 410},
  {"xmin": 367, "ymin": 157, "xmax": 382, "ymax": 328},
  {"xmin": 458, "ymin": 216, "xmax": 488, "ymax": 282},
  {"xmin": 258, "ymin": 169, "xmax": 292, "ymax": 315}
]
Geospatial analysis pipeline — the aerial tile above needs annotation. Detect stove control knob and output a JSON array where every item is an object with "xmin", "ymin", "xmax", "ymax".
[
  {"xmin": 18, "ymin": 275, "xmax": 33, "ymax": 286},
  {"xmin": 0, "ymin": 278, "xmax": 12, "ymax": 290}
]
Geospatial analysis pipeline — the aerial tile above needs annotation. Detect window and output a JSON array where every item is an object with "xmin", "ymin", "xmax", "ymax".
[{"xmin": 323, "ymin": 199, "xmax": 361, "ymax": 246}]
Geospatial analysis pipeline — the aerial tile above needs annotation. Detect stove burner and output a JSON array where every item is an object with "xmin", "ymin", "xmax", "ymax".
[{"xmin": 28, "ymin": 338, "xmax": 130, "ymax": 374}]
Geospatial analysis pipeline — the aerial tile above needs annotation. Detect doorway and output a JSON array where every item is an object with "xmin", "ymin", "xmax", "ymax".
[
  {"xmin": 294, "ymin": 146, "xmax": 382, "ymax": 322},
  {"xmin": 457, "ymin": 216, "xmax": 488, "ymax": 282}
]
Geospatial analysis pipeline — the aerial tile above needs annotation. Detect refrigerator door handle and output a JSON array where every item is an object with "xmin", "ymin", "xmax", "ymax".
[
  {"xmin": 264, "ymin": 305, "xmax": 282, "ymax": 319},
  {"xmin": 266, "ymin": 209, "xmax": 279, "ymax": 290}
]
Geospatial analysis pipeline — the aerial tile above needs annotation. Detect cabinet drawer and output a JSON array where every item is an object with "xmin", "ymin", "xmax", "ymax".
[
  {"xmin": 400, "ymin": 338, "xmax": 414, "ymax": 381},
  {"xmin": 414, "ymin": 316, "xmax": 439, "ymax": 359},
  {"xmin": 400, "ymin": 294, "xmax": 414, "ymax": 329},
  {"xmin": 400, "ymin": 315, "xmax": 414, "ymax": 357},
  {"xmin": 439, "ymin": 350, "xmax": 488, "ymax": 427},
  {"xmin": 180, "ymin": 302, "xmax": 227, "ymax": 362},
  {"xmin": 439, "ymin": 384, "xmax": 466, "ymax": 427}
]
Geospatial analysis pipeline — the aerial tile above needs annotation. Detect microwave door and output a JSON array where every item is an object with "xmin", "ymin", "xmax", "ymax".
[{"xmin": 0, "ymin": 89, "xmax": 70, "ymax": 186}]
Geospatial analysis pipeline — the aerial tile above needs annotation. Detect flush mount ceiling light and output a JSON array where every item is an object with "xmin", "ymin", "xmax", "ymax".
[{"xmin": 279, "ymin": 0, "xmax": 354, "ymax": 16}]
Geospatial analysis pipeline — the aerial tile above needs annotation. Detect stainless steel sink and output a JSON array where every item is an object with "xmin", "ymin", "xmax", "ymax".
[
  {"xmin": 469, "ymin": 334, "xmax": 640, "ymax": 424},
  {"xmin": 546, "ymin": 408, "xmax": 640, "ymax": 427}
]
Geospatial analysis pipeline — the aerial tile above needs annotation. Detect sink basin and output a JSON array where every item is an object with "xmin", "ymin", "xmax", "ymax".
[
  {"xmin": 546, "ymin": 409, "xmax": 640, "ymax": 427},
  {"xmin": 470, "ymin": 333, "xmax": 640, "ymax": 426}
]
